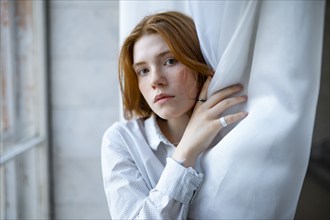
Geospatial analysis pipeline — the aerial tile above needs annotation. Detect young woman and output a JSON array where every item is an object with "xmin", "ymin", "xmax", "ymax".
[{"xmin": 101, "ymin": 11, "xmax": 248, "ymax": 219}]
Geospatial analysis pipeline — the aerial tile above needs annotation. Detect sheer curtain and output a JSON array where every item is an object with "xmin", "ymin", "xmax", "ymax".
[
  {"xmin": 120, "ymin": 1, "xmax": 325, "ymax": 219},
  {"xmin": 189, "ymin": 1, "xmax": 325, "ymax": 219}
]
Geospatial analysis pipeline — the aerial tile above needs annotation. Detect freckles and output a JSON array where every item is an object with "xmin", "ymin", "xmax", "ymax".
[
  {"xmin": 139, "ymin": 82, "xmax": 154, "ymax": 110},
  {"xmin": 180, "ymin": 69, "xmax": 199, "ymax": 98},
  {"xmin": 138, "ymin": 82, "xmax": 147, "ymax": 99}
]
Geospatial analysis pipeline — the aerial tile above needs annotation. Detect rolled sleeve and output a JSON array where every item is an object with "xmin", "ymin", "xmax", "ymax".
[{"xmin": 155, "ymin": 157, "xmax": 203, "ymax": 204}]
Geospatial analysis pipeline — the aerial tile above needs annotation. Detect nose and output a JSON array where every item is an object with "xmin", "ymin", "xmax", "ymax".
[{"xmin": 151, "ymin": 67, "xmax": 167, "ymax": 89}]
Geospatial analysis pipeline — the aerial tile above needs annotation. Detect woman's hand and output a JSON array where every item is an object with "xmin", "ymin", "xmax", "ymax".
[{"xmin": 172, "ymin": 77, "xmax": 248, "ymax": 168}]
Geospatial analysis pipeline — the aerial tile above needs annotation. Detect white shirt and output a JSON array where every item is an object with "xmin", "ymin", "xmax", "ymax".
[{"xmin": 101, "ymin": 114, "xmax": 203, "ymax": 219}]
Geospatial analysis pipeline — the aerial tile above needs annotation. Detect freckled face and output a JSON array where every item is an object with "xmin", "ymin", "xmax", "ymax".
[{"xmin": 133, "ymin": 34, "xmax": 199, "ymax": 120}]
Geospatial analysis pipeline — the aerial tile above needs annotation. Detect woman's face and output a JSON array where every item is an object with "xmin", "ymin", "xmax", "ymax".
[{"xmin": 133, "ymin": 34, "xmax": 199, "ymax": 120}]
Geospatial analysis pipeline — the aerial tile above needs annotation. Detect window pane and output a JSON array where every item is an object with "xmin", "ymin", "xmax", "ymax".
[
  {"xmin": 0, "ymin": 1, "xmax": 49, "ymax": 218},
  {"xmin": 1, "ymin": 0, "xmax": 38, "ymax": 153}
]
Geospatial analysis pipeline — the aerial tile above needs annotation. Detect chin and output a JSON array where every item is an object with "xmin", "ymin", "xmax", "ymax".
[
  {"xmin": 155, "ymin": 113, "xmax": 175, "ymax": 120},
  {"xmin": 152, "ymin": 103, "xmax": 194, "ymax": 120},
  {"xmin": 154, "ymin": 109, "xmax": 191, "ymax": 121},
  {"xmin": 153, "ymin": 110, "xmax": 176, "ymax": 120}
]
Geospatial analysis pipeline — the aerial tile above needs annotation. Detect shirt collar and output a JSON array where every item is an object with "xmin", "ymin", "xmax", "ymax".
[{"xmin": 144, "ymin": 114, "xmax": 175, "ymax": 150}]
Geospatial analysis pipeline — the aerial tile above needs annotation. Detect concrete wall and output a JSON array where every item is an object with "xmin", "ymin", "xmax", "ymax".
[{"xmin": 49, "ymin": 1, "xmax": 119, "ymax": 219}]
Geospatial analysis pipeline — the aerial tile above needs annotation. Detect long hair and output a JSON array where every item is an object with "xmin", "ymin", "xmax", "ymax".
[{"xmin": 119, "ymin": 11, "xmax": 212, "ymax": 119}]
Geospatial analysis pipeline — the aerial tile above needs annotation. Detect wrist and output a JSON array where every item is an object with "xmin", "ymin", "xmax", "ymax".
[{"xmin": 172, "ymin": 147, "xmax": 198, "ymax": 168}]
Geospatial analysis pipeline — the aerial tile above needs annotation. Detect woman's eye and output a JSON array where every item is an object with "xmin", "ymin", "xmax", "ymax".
[
  {"xmin": 164, "ymin": 58, "xmax": 177, "ymax": 66},
  {"xmin": 138, "ymin": 68, "xmax": 149, "ymax": 76}
]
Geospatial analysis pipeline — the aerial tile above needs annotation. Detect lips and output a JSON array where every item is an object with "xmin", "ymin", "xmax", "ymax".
[{"xmin": 154, "ymin": 94, "xmax": 175, "ymax": 103}]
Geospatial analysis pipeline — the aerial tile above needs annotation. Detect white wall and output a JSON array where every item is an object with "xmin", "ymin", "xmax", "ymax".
[{"xmin": 49, "ymin": 1, "xmax": 119, "ymax": 218}]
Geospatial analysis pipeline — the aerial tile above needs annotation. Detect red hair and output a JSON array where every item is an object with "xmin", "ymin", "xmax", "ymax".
[{"xmin": 119, "ymin": 11, "xmax": 212, "ymax": 119}]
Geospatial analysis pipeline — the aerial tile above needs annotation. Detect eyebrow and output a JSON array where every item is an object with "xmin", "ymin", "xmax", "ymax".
[{"xmin": 133, "ymin": 50, "xmax": 172, "ymax": 69}]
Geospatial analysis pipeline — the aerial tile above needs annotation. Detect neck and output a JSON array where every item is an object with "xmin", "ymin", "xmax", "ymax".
[{"xmin": 157, "ymin": 113, "xmax": 191, "ymax": 146}]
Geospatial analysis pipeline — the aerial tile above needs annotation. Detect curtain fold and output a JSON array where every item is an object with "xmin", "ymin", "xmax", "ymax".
[
  {"xmin": 120, "ymin": 1, "xmax": 325, "ymax": 218},
  {"xmin": 189, "ymin": 1, "xmax": 325, "ymax": 219}
]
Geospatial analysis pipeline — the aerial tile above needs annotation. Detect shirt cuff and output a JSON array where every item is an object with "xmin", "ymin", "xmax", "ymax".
[{"xmin": 155, "ymin": 157, "xmax": 203, "ymax": 204}]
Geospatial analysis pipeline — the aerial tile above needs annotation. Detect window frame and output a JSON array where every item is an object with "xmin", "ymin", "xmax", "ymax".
[{"xmin": 0, "ymin": 0, "xmax": 50, "ymax": 219}]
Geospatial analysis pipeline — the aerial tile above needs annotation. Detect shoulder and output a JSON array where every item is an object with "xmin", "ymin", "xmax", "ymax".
[
  {"xmin": 101, "ymin": 118, "xmax": 147, "ymax": 153},
  {"xmin": 103, "ymin": 118, "xmax": 145, "ymax": 141}
]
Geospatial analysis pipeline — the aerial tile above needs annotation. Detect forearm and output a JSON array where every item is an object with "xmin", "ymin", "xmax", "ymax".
[{"xmin": 106, "ymin": 158, "xmax": 203, "ymax": 219}]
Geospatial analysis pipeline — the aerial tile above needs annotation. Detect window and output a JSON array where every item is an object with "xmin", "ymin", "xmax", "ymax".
[{"xmin": 1, "ymin": 0, "xmax": 49, "ymax": 218}]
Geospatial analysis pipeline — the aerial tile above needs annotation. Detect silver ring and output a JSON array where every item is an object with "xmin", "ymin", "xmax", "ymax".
[
  {"xmin": 219, "ymin": 117, "xmax": 228, "ymax": 128},
  {"xmin": 197, "ymin": 98, "xmax": 207, "ymax": 103}
]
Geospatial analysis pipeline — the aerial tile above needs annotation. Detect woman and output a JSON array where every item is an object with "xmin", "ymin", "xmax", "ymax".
[{"xmin": 101, "ymin": 11, "xmax": 248, "ymax": 219}]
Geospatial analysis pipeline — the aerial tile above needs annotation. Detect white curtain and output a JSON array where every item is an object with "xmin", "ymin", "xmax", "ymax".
[
  {"xmin": 119, "ymin": 1, "xmax": 325, "ymax": 219},
  {"xmin": 119, "ymin": 1, "xmax": 190, "ymax": 45}
]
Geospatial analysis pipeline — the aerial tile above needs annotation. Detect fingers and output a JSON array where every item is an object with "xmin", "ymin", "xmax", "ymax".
[
  {"xmin": 197, "ymin": 77, "xmax": 211, "ymax": 101},
  {"xmin": 209, "ymin": 95, "xmax": 247, "ymax": 117},
  {"xmin": 194, "ymin": 82, "xmax": 248, "ymax": 130},
  {"xmin": 205, "ymin": 84, "xmax": 243, "ymax": 108},
  {"xmin": 219, "ymin": 112, "xmax": 248, "ymax": 128},
  {"xmin": 205, "ymin": 84, "xmax": 248, "ymax": 129}
]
